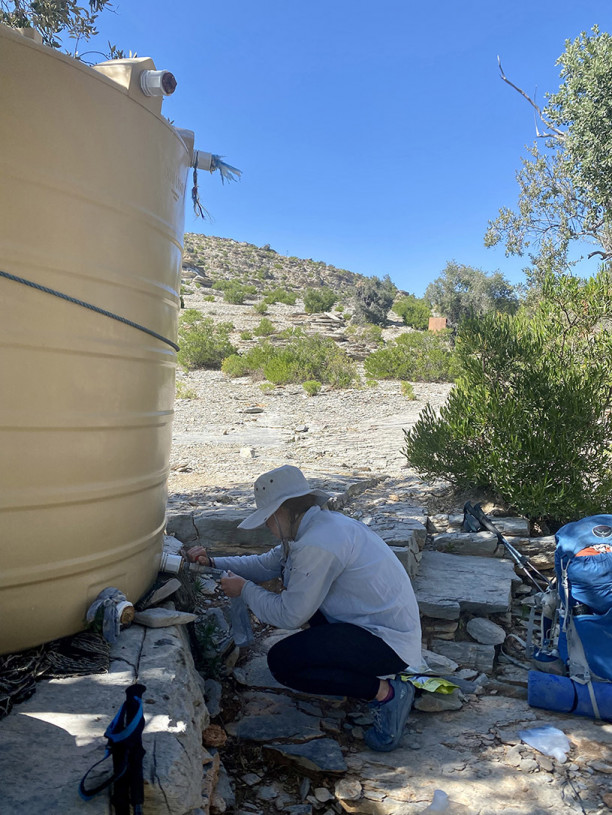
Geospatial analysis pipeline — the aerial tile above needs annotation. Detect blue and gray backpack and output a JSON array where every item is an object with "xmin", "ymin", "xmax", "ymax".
[{"xmin": 529, "ymin": 515, "xmax": 612, "ymax": 709}]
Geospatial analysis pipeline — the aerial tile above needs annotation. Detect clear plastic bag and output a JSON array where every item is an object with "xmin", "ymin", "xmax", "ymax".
[
  {"xmin": 229, "ymin": 595, "xmax": 254, "ymax": 647},
  {"xmin": 518, "ymin": 725, "xmax": 570, "ymax": 763}
]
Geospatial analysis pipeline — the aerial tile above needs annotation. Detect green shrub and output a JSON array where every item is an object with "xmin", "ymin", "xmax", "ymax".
[
  {"xmin": 240, "ymin": 330, "xmax": 253, "ymax": 340},
  {"xmin": 346, "ymin": 323, "xmax": 384, "ymax": 346},
  {"xmin": 176, "ymin": 381, "xmax": 197, "ymax": 399},
  {"xmin": 393, "ymin": 295, "xmax": 431, "ymax": 330},
  {"xmin": 203, "ymin": 294, "xmax": 215, "ymax": 302},
  {"xmin": 180, "ymin": 308, "xmax": 203, "ymax": 326},
  {"xmin": 302, "ymin": 380, "xmax": 322, "ymax": 396},
  {"xmin": 403, "ymin": 270, "xmax": 612, "ymax": 525},
  {"xmin": 352, "ymin": 274, "xmax": 397, "ymax": 326},
  {"xmin": 304, "ymin": 287, "xmax": 337, "ymax": 314},
  {"xmin": 401, "ymin": 381, "xmax": 416, "ymax": 400},
  {"xmin": 210, "ymin": 278, "xmax": 229, "ymax": 291},
  {"xmin": 365, "ymin": 379, "xmax": 379, "ymax": 388},
  {"xmin": 222, "ymin": 282, "xmax": 254, "ymax": 304},
  {"xmin": 253, "ymin": 317, "xmax": 276, "ymax": 337},
  {"xmin": 365, "ymin": 330, "xmax": 458, "ymax": 382},
  {"xmin": 259, "ymin": 382, "xmax": 276, "ymax": 393},
  {"xmin": 222, "ymin": 329, "xmax": 358, "ymax": 388},
  {"xmin": 263, "ymin": 287, "xmax": 297, "ymax": 306},
  {"xmin": 221, "ymin": 354, "xmax": 249, "ymax": 377},
  {"xmin": 253, "ymin": 301, "xmax": 268, "ymax": 315},
  {"xmin": 177, "ymin": 314, "xmax": 236, "ymax": 370}
]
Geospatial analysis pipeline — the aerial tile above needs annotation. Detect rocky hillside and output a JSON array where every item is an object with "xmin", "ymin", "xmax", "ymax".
[
  {"xmin": 182, "ymin": 233, "xmax": 371, "ymax": 300},
  {"xmin": 180, "ymin": 233, "xmax": 412, "ymax": 361}
]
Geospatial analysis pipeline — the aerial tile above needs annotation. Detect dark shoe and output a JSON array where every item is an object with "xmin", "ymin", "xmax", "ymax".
[{"xmin": 364, "ymin": 677, "xmax": 414, "ymax": 752}]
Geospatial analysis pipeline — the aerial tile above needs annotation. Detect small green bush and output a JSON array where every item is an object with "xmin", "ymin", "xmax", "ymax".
[
  {"xmin": 365, "ymin": 379, "xmax": 379, "ymax": 388},
  {"xmin": 302, "ymin": 380, "xmax": 322, "ymax": 396},
  {"xmin": 263, "ymin": 287, "xmax": 297, "ymax": 306},
  {"xmin": 352, "ymin": 274, "xmax": 397, "ymax": 326},
  {"xmin": 180, "ymin": 308, "xmax": 203, "ymax": 326},
  {"xmin": 222, "ymin": 329, "xmax": 358, "ymax": 389},
  {"xmin": 393, "ymin": 295, "xmax": 431, "ymax": 330},
  {"xmin": 401, "ymin": 381, "xmax": 416, "ymax": 400},
  {"xmin": 259, "ymin": 382, "xmax": 276, "ymax": 393},
  {"xmin": 176, "ymin": 381, "xmax": 197, "ymax": 399},
  {"xmin": 240, "ymin": 330, "xmax": 253, "ymax": 340},
  {"xmin": 304, "ymin": 287, "xmax": 337, "ymax": 314},
  {"xmin": 365, "ymin": 330, "xmax": 458, "ymax": 382},
  {"xmin": 253, "ymin": 301, "xmax": 268, "ymax": 315},
  {"xmin": 221, "ymin": 354, "xmax": 249, "ymax": 377},
  {"xmin": 346, "ymin": 323, "xmax": 384, "ymax": 346},
  {"xmin": 210, "ymin": 278, "xmax": 229, "ymax": 291},
  {"xmin": 177, "ymin": 314, "xmax": 236, "ymax": 370},
  {"xmin": 203, "ymin": 294, "xmax": 215, "ymax": 302},
  {"xmin": 253, "ymin": 318, "xmax": 276, "ymax": 337},
  {"xmin": 222, "ymin": 282, "xmax": 253, "ymax": 304}
]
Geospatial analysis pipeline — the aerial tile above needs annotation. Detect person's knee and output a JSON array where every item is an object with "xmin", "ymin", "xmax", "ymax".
[{"xmin": 267, "ymin": 639, "xmax": 292, "ymax": 682}]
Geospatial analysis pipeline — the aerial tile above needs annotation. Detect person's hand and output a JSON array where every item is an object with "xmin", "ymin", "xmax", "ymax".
[
  {"xmin": 186, "ymin": 546, "xmax": 210, "ymax": 567},
  {"xmin": 221, "ymin": 570, "xmax": 246, "ymax": 597}
]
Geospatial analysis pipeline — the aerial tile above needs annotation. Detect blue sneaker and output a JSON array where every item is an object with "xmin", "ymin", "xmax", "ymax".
[{"xmin": 364, "ymin": 677, "xmax": 415, "ymax": 752}]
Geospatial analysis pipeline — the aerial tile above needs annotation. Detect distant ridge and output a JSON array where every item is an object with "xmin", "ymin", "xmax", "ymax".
[{"xmin": 182, "ymin": 233, "xmax": 374, "ymax": 298}]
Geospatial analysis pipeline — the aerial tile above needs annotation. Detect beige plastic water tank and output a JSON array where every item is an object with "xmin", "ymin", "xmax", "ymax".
[{"xmin": 0, "ymin": 25, "xmax": 194, "ymax": 654}]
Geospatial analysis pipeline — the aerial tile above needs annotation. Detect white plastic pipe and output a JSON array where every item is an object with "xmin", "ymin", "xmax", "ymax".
[
  {"xmin": 193, "ymin": 150, "xmax": 213, "ymax": 171},
  {"xmin": 140, "ymin": 69, "xmax": 177, "ymax": 97}
]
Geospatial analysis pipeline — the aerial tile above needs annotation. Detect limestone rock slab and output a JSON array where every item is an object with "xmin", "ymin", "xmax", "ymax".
[
  {"xmin": 264, "ymin": 738, "xmax": 347, "ymax": 773},
  {"xmin": 166, "ymin": 508, "xmax": 276, "ymax": 554},
  {"xmin": 0, "ymin": 623, "xmax": 208, "ymax": 815},
  {"xmin": 432, "ymin": 531, "xmax": 501, "ymax": 557},
  {"xmin": 413, "ymin": 551, "xmax": 520, "ymax": 620},
  {"xmin": 430, "ymin": 639, "xmax": 496, "ymax": 672},
  {"xmin": 230, "ymin": 709, "xmax": 322, "ymax": 742},
  {"xmin": 466, "ymin": 617, "xmax": 507, "ymax": 645}
]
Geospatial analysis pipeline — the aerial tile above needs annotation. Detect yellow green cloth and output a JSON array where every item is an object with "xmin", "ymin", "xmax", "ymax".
[{"xmin": 400, "ymin": 673, "xmax": 459, "ymax": 695}]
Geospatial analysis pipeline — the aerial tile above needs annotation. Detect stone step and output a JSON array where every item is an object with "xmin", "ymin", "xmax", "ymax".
[{"xmin": 413, "ymin": 551, "xmax": 522, "ymax": 620}]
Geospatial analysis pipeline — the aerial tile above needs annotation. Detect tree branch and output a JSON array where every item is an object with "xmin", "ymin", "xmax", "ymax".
[{"xmin": 497, "ymin": 57, "xmax": 566, "ymax": 140}]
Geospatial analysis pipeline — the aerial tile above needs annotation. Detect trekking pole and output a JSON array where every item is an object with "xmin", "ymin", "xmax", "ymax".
[{"xmin": 464, "ymin": 502, "xmax": 551, "ymax": 590}]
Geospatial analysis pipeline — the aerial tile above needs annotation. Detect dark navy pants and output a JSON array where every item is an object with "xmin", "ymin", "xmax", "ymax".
[{"xmin": 266, "ymin": 611, "xmax": 406, "ymax": 700}]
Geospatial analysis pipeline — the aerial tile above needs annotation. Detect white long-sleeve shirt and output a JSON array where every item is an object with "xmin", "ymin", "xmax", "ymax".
[{"xmin": 213, "ymin": 505, "xmax": 423, "ymax": 670}]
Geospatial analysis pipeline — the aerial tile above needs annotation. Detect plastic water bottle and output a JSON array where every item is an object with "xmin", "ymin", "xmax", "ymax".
[
  {"xmin": 161, "ymin": 553, "xmax": 253, "ymax": 645},
  {"xmin": 230, "ymin": 594, "xmax": 254, "ymax": 647}
]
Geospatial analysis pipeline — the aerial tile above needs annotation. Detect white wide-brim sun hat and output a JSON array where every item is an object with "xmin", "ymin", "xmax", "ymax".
[{"xmin": 238, "ymin": 465, "xmax": 332, "ymax": 530}]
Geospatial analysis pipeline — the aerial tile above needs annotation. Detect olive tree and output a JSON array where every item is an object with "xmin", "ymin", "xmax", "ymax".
[
  {"xmin": 1, "ymin": 0, "xmax": 115, "ymax": 50},
  {"xmin": 425, "ymin": 261, "xmax": 518, "ymax": 326},
  {"xmin": 486, "ymin": 27, "xmax": 612, "ymax": 275}
]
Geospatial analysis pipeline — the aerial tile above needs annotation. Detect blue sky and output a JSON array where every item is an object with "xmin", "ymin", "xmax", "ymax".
[{"xmin": 82, "ymin": 1, "xmax": 610, "ymax": 295}]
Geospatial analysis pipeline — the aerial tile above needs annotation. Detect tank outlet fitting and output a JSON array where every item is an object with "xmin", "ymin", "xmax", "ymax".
[
  {"xmin": 193, "ymin": 150, "xmax": 213, "ymax": 171},
  {"xmin": 160, "ymin": 552, "xmax": 183, "ymax": 574},
  {"xmin": 140, "ymin": 69, "xmax": 177, "ymax": 97}
]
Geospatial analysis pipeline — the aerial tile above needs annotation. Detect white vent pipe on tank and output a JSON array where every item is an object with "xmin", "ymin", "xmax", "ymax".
[{"xmin": 140, "ymin": 69, "xmax": 177, "ymax": 97}]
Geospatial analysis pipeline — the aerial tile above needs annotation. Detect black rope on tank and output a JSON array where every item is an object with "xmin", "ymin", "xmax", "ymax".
[{"xmin": 0, "ymin": 269, "xmax": 180, "ymax": 352}]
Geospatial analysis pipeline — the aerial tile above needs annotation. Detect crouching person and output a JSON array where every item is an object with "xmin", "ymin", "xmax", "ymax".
[{"xmin": 188, "ymin": 464, "xmax": 423, "ymax": 752}]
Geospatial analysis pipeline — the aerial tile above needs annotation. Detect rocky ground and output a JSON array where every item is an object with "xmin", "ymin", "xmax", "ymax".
[{"xmin": 163, "ymin": 278, "xmax": 612, "ymax": 815}]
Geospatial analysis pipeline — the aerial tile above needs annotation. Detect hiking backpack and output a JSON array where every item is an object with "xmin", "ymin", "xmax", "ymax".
[{"xmin": 529, "ymin": 514, "xmax": 612, "ymax": 686}]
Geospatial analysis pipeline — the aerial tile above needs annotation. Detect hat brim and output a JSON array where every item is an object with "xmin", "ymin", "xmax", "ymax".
[{"xmin": 238, "ymin": 489, "xmax": 331, "ymax": 530}]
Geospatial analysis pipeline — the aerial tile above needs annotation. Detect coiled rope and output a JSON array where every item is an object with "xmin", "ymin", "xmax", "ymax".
[{"xmin": 0, "ymin": 269, "xmax": 179, "ymax": 352}]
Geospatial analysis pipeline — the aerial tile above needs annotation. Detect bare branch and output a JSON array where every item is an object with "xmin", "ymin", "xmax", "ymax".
[
  {"xmin": 587, "ymin": 250, "xmax": 611, "ymax": 260},
  {"xmin": 497, "ymin": 56, "xmax": 566, "ymax": 140}
]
